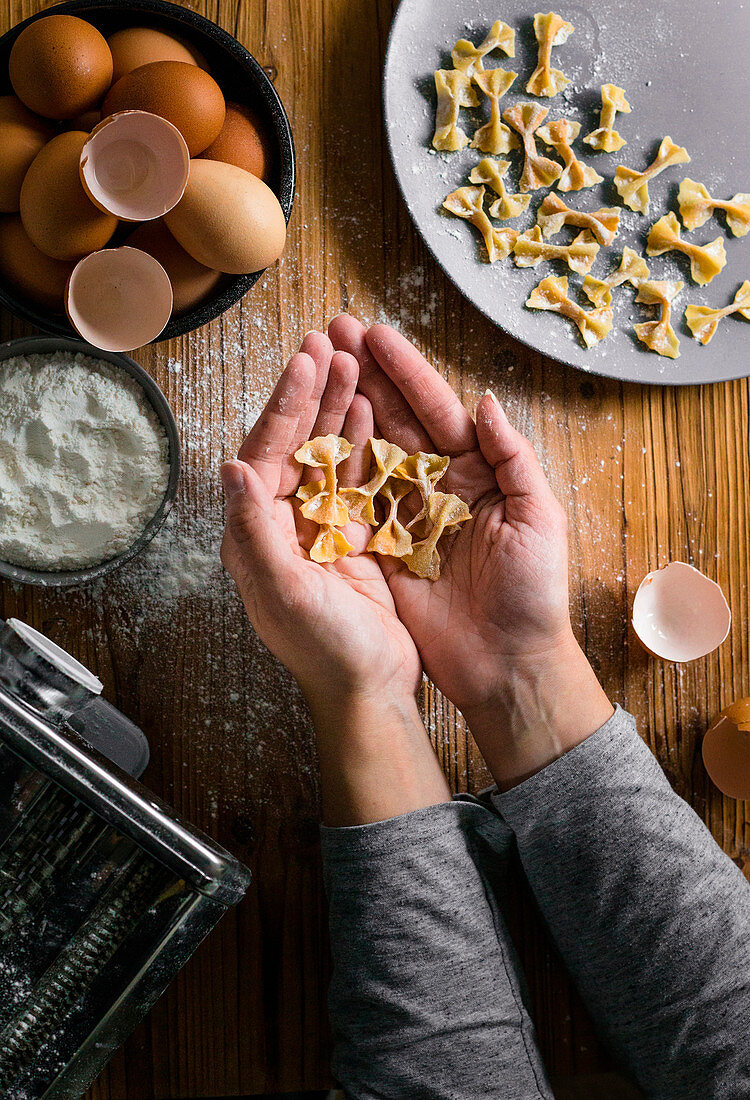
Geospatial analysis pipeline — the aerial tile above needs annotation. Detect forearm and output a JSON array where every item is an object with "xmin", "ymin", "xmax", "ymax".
[
  {"xmin": 309, "ymin": 690, "xmax": 451, "ymax": 827},
  {"xmin": 493, "ymin": 707, "xmax": 750, "ymax": 1099}
]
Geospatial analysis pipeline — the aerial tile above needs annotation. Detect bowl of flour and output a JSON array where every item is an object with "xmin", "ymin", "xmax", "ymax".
[{"xmin": 0, "ymin": 337, "xmax": 180, "ymax": 587}]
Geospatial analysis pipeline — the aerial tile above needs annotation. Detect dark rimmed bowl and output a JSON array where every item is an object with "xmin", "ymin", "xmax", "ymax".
[
  {"xmin": 0, "ymin": 336, "xmax": 180, "ymax": 587},
  {"xmin": 0, "ymin": 0, "xmax": 295, "ymax": 340}
]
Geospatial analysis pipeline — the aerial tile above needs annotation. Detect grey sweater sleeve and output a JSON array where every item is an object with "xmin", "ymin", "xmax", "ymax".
[
  {"xmin": 493, "ymin": 706, "xmax": 750, "ymax": 1100},
  {"xmin": 321, "ymin": 801, "xmax": 554, "ymax": 1100}
]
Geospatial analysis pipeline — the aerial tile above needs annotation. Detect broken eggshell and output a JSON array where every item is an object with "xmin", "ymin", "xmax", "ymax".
[
  {"xmin": 631, "ymin": 561, "xmax": 731, "ymax": 662},
  {"xmin": 80, "ymin": 111, "xmax": 190, "ymax": 222},
  {"xmin": 702, "ymin": 698, "xmax": 750, "ymax": 800},
  {"xmin": 66, "ymin": 246, "xmax": 173, "ymax": 352}
]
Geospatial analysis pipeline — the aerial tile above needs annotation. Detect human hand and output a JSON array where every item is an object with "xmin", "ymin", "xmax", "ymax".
[
  {"xmin": 328, "ymin": 316, "xmax": 613, "ymax": 788},
  {"xmin": 220, "ymin": 332, "xmax": 449, "ymax": 823}
]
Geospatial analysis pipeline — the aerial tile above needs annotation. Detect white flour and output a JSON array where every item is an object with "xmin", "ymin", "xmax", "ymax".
[{"xmin": 0, "ymin": 351, "xmax": 170, "ymax": 571}]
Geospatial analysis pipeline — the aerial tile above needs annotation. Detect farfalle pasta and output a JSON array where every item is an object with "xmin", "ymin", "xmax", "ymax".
[
  {"xmin": 685, "ymin": 281, "xmax": 750, "ymax": 345},
  {"xmin": 537, "ymin": 120, "xmax": 603, "ymax": 192},
  {"xmin": 432, "ymin": 69, "xmax": 478, "ymax": 151},
  {"xmin": 503, "ymin": 103, "xmax": 562, "ymax": 192},
  {"xmin": 583, "ymin": 246, "xmax": 650, "ymax": 306},
  {"xmin": 536, "ymin": 192, "xmax": 620, "ymax": 246},
  {"xmin": 470, "ymin": 68, "xmax": 519, "ymax": 155},
  {"xmin": 452, "ymin": 19, "xmax": 515, "ymax": 75},
  {"xmin": 614, "ymin": 136, "xmax": 690, "ymax": 214},
  {"xmin": 646, "ymin": 211, "xmax": 726, "ymax": 286},
  {"xmin": 583, "ymin": 84, "xmax": 630, "ymax": 153},
  {"xmin": 677, "ymin": 179, "xmax": 750, "ymax": 238},
  {"xmin": 443, "ymin": 185, "xmax": 518, "ymax": 262},
  {"xmin": 633, "ymin": 279, "xmax": 683, "ymax": 358},
  {"xmin": 526, "ymin": 11, "xmax": 574, "ymax": 98},
  {"xmin": 526, "ymin": 275, "xmax": 613, "ymax": 346},
  {"xmin": 468, "ymin": 158, "xmax": 530, "ymax": 219},
  {"xmin": 513, "ymin": 226, "xmax": 599, "ymax": 275},
  {"xmin": 295, "ymin": 437, "xmax": 470, "ymax": 578}
]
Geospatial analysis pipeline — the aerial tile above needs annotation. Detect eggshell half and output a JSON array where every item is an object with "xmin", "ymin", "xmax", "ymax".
[
  {"xmin": 80, "ymin": 111, "xmax": 190, "ymax": 221},
  {"xmin": 20, "ymin": 131, "xmax": 118, "ymax": 260},
  {"xmin": 9, "ymin": 14, "xmax": 113, "ymax": 120},
  {"xmin": 632, "ymin": 562, "xmax": 731, "ymax": 662},
  {"xmin": 103, "ymin": 61, "xmax": 225, "ymax": 156},
  {"xmin": 107, "ymin": 26, "xmax": 206, "ymax": 83},
  {"xmin": 126, "ymin": 219, "xmax": 221, "ymax": 313},
  {"xmin": 67, "ymin": 246, "xmax": 173, "ymax": 352},
  {"xmin": 0, "ymin": 96, "xmax": 53, "ymax": 212},
  {"xmin": 164, "ymin": 159, "xmax": 286, "ymax": 274},
  {"xmin": 702, "ymin": 711, "xmax": 750, "ymax": 800},
  {"xmin": 199, "ymin": 102, "xmax": 273, "ymax": 181},
  {"xmin": 0, "ymin": 215, "xmax": 74, "ymax": 311}
]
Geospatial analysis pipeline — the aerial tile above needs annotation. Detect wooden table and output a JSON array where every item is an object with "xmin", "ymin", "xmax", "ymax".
[{"xmin": 1, "ymin": 0, "xmax": 748, "ymax": 1095}]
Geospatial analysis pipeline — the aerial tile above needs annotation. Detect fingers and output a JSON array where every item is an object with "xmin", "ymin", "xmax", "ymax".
[
  {"xmin": 475, "ymin": 392, "xmax": 553, "ymax": 502},
  {"xmin": 309, "ymin": 351, "xmax": 359, "ymax": 438},
  {"xmin": 365, "ymin": 324, "xmax": 477, "ymax": 456},
  {"xmin": 220, "ymin": 460, "xmax": 298, "ymax": 598},
  {"xmin": 295, "ymin": 330, "xmax": 335, "ymax": 441},
  {"xmin": 328, "ymin": 314, "xmax": 433, "ymax": 454},
  {"xmin": 339, "ymin": 393, "xmax": 375, "ymax": 487},
  {"xmin": 237, "ymin": 352, "xmax": 316, "ymax": 497}
]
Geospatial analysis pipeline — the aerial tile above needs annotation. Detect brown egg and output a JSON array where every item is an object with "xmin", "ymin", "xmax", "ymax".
[
  {"xmin": 0, "ymin": 215, "xmax": 74, "ymax": 310},
  {"xmin": 0, "ymin": 96, "xmax": 53, "ymax": 212},
  {"xmin": 9, "ymin": 15, "xmax": 113, "ymax": 120},
  {"xmin": 64, "ymin": 109, "xmax": 102, "ymax": 133},
  {"xmin": 702, "ymin": 700, "xmax": 750, "ymax": 801},
  {"xmin": 199, "ymin": 102, "xmax": 273, "ymax": 182},
  {"xmin": 20, "ymin": 131, "xmax": 118, "ymax": 260},
  {"xmin": 165, "ymin": 159, "xmax": 286, "ymax": 274},
  {"xmin": 108, "ymin": 26, "xmax": 206, "ymax": 83},
  {"xmin": 103, "ymin": 61, "xmax": 225, "ymax": 156},
  {"xmin": 126, "ymin": 219, "xmax": 222, "ymax": 313}
]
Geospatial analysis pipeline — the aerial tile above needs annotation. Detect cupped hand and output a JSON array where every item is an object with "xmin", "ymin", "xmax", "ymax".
[
  {"xmin": 328, "ymin": 315, "xmax": 613, "ymax": 786},
  {"xmin": 220, "ymin": 332, "xmax": 422, "ymax": 717}
]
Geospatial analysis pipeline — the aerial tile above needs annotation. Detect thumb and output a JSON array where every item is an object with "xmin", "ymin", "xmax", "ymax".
[
  {"xmin": 220, "ymin": 460, "xmax": 295, "ymax": 593},
  {"xmin": 475, "ymin": 391, "xmax": 553, "ymax": 502}
]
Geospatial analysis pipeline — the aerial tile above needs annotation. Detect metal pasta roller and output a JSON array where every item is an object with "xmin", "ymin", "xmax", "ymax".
[{"xmin": 0, "ymin": 618, "xmax": 251, "ymax": 1099}]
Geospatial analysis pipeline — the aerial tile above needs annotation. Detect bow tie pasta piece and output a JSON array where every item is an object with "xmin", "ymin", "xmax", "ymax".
[
  {"xmin": 503, "ymin": 103, "xmax": 562, "ymax": 192},
  {"xmin": 433, "ymin": 69, "xmax": 479, "ymax": 151},
  {"xmin": 310, "ymin": 524, "xmax": 354, "ymax": 565},
  {"xmin": 526, "ymin": 11, "xmax": 574, "ymax": 97},
  {"xmin": 583, "ymin": 246, "xmax": 650, "ymax": 306},
  {"xmin": 468, "ymin": 158, "xmax": 530, "ymax": 219},
  {"xmin": 614, "ymin": 136, "xmax": 690, "ymax": 214},
  {"xmin": 646, "ymin": 212, "xmax": 726, "ymax": 286},
  {"xmin": 403, "ymin": 492, "xmax": 472, "ymax": 581},
  {"xmin": 513, "ymin": 226, "xmax": 599, "ymax": 275},
  {"xmin": 536, "ymin": 192, "xmax": 620, "ymax": 246},
  {"xmin": 394, "ymin": 451, "xmax": 450, "ymax": 532},
  {"xmin": 443, "ymin": 185, "xmax": 518, "ymax": 262},
  {"xmin": 295, "ymin": 434, "xmax": 353, "ymax": 527},
  {"xmin": 470, "ymin": 69, "xmax": 520, "ymax": 155},
  {"xmin": 536, "ymin": 119, "xmax": 603, "ymax": 192},
  {"xmin": 526, "ymin": 275, "xmax": 613, "ymax": 347},
  {"xmin": 677, "ymin": 178, "xmax": 750, "ymax": 237},
  {"xmin": 583, "ymin": 84, "xmax": 631, "ymax": 153},
  {"xmin": 367, "ymin": 478, "xmax": 413, "ymax": 558},
  {"xmin": 340, "ymin": 437, "xmax": 409, "ymax": 524},
  {"xmin": 685, "ymin": 281, "xmax": 750, "ymax": 345},
  {"xmin": 452, "ymin": 19, "xmax": 515, "ymax": 75},
  {"xmin": 634, "ymin": 279, "xmax": 683, "ymax": 358}
]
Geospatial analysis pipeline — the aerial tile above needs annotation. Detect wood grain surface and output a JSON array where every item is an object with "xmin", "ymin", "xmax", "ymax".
[{"xmin": 1, "ymin": 0, "xmax": 748, "ymax": 1096}]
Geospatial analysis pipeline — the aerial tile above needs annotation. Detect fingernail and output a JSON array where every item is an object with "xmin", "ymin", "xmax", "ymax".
[
  {"xmin": 221, "ymin": 461, "xmax": 246, "ymax": 500},
  {"xmin": 483, "ymin": 389, "xmax": 508, "ymax": 421}
]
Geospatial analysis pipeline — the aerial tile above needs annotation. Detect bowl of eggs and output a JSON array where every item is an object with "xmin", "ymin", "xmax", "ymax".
[{"xmin": 0, "ymin": 0, "xmax": 295, "ymax": 350}]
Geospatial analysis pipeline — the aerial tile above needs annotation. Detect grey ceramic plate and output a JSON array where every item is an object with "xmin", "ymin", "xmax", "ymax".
[{"xmin": 384, "ymin": 0, "xmax": 750, "ymax": 385}]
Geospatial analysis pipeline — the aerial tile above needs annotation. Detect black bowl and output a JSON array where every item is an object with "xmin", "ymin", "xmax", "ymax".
[{"xmin": 0, "ymin": 0, "xmax": 295, "ymax": 340}]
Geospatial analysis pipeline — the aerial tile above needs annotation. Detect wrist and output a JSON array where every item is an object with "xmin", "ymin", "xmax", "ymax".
[
  {"xmin": 307, "ymin": 687, "xmax": 451, "ymax": 826},
  {"xmin": 462, "ymin": 631, "xmax": 613, "ymax": 791}
]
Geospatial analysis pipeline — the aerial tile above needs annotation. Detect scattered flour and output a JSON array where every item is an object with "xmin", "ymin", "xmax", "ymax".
[{"xmin": 0, "ymin": 352, "xmax": 170, "ymax": 571}]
